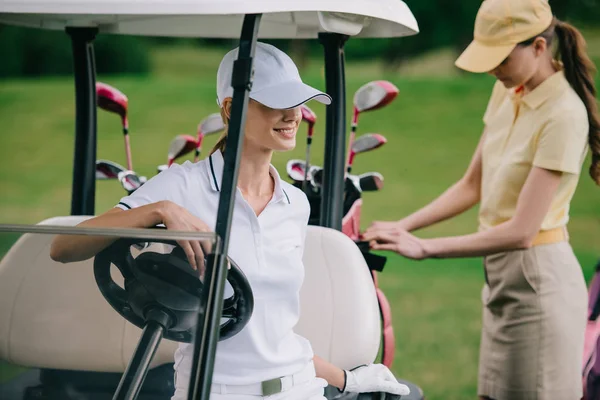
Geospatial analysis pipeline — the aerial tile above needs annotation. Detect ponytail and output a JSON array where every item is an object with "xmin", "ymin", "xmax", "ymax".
[
  {"xmin": 553, "ymin": 19, "xmax": 600, "ymax": 185},
  {"xmin": 209, "ymin": 107, "xmax": 229, "ymax": 155}
]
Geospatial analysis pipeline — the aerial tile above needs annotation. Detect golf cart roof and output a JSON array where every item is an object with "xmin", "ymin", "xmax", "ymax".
[{"xmin": 0, "ymin": 0, "xmax": 418, "ymax": 38}]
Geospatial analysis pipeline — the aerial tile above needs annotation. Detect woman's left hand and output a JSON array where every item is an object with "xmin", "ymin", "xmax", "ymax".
[{"xmin": 362, "ymin": 226, "xmax": 428, "ymax": 260}]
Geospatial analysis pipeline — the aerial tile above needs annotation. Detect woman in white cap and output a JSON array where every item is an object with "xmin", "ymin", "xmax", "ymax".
[
  {"xmin": 50, "ymin": 42, "xmax": 410, "ymax": 400},
  {"xmin": 363, "ymin": 0, "xmax": 599, "ymax": 399}
]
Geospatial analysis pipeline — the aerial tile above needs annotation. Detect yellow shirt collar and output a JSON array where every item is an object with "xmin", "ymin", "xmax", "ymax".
[{"xmin": 510, "ymin": 69, "xmax": 570, "ymax": 110}]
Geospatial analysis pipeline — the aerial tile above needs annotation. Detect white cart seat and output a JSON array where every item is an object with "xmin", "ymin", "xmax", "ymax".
[{"xmin": 0, "ymin": 217, "xmax": 380, "ymax": 372}]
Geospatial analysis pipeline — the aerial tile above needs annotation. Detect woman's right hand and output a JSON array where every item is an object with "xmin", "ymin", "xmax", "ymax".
[{"xmin": 158, "ymin": 201, "xmax": 213, "ymax": 275}]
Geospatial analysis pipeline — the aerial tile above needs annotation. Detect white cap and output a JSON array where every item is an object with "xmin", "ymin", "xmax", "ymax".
[{"xmin": 217, "ymin": 42, "xmax": 332, "ymax": 109}]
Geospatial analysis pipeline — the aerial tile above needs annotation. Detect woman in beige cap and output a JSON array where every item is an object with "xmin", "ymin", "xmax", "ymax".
[{"xmin": 363, "ymin": 0, "xmax": 600, "ymax": 399}]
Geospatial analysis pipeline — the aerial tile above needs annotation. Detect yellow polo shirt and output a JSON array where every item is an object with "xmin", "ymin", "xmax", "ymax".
[{"xmin": 479, "ymin": 70, "xmax": 589, "ymax": 231}]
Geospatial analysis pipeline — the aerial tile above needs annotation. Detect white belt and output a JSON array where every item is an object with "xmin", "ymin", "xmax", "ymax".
[{"xmin": 210, "ymin": 361, "xmax": 316, "ymax": 396}]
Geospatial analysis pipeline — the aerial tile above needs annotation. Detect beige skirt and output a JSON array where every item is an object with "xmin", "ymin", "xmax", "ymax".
[{"xmin": 478, "ymin": 241, "xmax": 588, "ymax": 400}]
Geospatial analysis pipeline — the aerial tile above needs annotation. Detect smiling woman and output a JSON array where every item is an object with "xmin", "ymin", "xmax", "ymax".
[{"xmin": 48, "ymin": 41, "xmax": 412, "ymax": 400}]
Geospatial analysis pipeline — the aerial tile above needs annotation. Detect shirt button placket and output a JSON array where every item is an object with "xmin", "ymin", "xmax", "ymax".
[{"xmin": 253, "ymin": 221, "xmax": 262, "ymax": 269}]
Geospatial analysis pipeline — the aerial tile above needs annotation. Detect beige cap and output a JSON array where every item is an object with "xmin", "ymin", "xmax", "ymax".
[{"xmin": 455, "ymin": 0, "xmax": 554, "ymax": 73}]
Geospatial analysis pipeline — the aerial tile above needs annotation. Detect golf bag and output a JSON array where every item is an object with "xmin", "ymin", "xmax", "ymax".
[
  {"xmin": 293, "ymin": 177, "xmax": 396, "ymax": 368},
  {"xmin": 583, "ymin": 259, "xmax": 600, "ymax": 399}
]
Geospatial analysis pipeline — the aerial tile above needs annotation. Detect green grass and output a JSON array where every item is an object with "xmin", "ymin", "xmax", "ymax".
[{"xmin": 1, "ymin": 42, "xmax": 600, "ymax": 399}]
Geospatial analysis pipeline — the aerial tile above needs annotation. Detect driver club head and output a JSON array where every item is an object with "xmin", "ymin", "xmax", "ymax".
[
  {"xmin": 196, "ymin": 113, "xmax": 226, "ymax": 161},
  {"xmin": 351, "ymin": 133, "xmax": 387, "ymax": 154},
  {"xmin": 286, "ymin": 159, "xmax": 307, "ymax": 182},
  {"xmin": 347, "ymin": 133, "xmax": 387, "ymax": 174},
  {"xmin": 96, "ymin": 159, "xmax": 127, "ymax": 180},
  {"xmin": 358, "ymin": 172, "xmax": 384, "ymax": 191},
  {"xmin": 96, "ymin": 82, "xmax": 129, "ymax": 128},
  {"xmin": 168, "ymin": 134, "xmax": 198, "ymax": 165},
  {"xmin": 198, "ymin": 113, "xmax": 226, "ymax": 137},
  {"xmin": 300, "ymin": 104, "xmax": 317, "ymax": 128},
  {"xmin": 353, "ymin": 80, "xmax": 399, "ymax": 113},
  {"xmin": 118, "ymin": 170, "xmax": 143, "ymax": 193}
]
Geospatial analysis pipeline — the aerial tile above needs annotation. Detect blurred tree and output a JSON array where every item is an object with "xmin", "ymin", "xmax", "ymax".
[
  {"xmin": 0, "ymin": 25, "xmax": 150, "ymax": 78},
  {"xmin": 378, "ymin": 0, "xmax": 600, "ymax": 70},
  {"xmin": 1, "ymin": 0, "xmax": 597, "ymax": 78}
]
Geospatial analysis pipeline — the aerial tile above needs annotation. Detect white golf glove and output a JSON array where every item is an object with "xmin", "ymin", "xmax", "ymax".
[{"xmin": 341, "ymin": 364, "xmax": 410, "ymax": 396}]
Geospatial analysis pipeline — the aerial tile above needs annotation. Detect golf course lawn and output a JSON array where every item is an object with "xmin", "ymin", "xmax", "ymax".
[{"xmin": 1, "ymin": 44, "xmax": 599, "ymax": 400}]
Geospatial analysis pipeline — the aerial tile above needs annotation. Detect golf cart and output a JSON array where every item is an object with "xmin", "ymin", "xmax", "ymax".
[{"xmin": 0, "ymin": 1, "xmax": 423, "ymax": 399}]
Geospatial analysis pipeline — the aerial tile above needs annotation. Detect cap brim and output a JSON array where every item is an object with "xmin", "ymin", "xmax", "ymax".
[
  {"xmin": 455, "ymin": 40, "xmax": 516, "ymax": 73},
  {"xmin": 251, "ymin": 81, "xmax": 332, "ymax": 109}
]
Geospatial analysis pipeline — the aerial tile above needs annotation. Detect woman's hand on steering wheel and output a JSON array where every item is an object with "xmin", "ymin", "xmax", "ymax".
[{"xmin": 159, "ymin": 200, "xmax": 212, "ymax": 275}]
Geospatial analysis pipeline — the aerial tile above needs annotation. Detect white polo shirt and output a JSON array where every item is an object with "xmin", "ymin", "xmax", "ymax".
[{"xmin": 115, "ymin": 150, "xmax": 314, "ymax": 385}]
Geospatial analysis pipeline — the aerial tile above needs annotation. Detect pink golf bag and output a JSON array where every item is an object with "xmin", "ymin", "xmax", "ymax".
[{"xmin": 582, "ymin": 259, "xmax": 600, "ymax": 399}]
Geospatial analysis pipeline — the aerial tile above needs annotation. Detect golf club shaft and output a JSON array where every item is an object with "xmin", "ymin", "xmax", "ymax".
[
  {"xmin": 194, "ymin": 135, "xmax": 204, "ymax": 163},
  {"xmin": 302, "ymin": 128, "xmax": 313, "ymax": 192},
  {"xmin": 345, "ymin": 107, "xmax": 359, "ymax": 177},
  {"xmin": 345, "ymin": 123, "xmax": 356, "ymax": 174},
  {"xmin": 123, "ymin": 128, "xmax": 133, "ymax": 171}
]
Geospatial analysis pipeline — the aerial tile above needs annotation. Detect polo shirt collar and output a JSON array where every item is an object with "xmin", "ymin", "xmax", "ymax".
[
  {"xmin": 207, "ymin": 150, "xmax": 291, "ymax": 204},
  {"xmin": 513, "ymin": 69, "xmax": 569, "ymax": 110}
]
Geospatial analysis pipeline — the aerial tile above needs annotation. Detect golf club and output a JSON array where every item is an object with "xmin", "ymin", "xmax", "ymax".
[
  {"xmin": 300, "ymin": 104, "xmax": 317, "ymax": 192},
  {"xmin": 347, "ymin": 133, "xmax": 387, "ymax": 174},
  {"xmin": 167, "ymin": 134, "xmax": 198, "ymax": 166},
  {"xmin": 195, "ymin": 113, "xmax": 226, "ymax": 162},
  {"xmin": 358, "ymin": 172, "xmax": 384, "ymax": 191},
  {"xmin": 96, "ymin": 159, "xmax": 127, "ymax": 180},
  {"xmin": 286, "ymin": 159, "xmax": 307, "ymax": 183},
  {"xmin": 310, "ymin": 167, "xmax": 324, "ymax": 188},
  {"xmin": 96, "ymin": 82, "xmax": 133, "ymax": 171},
  {"xmin": 157, "ymin": 164, "xmax": 169, "ymax": 174},
  {"xmin": 118, "ymin": 170, "xmax": 144, "ymax": 194},
  {"xmin": 346, "ymin": 80, "xmax": 398, "ymax": 173}
]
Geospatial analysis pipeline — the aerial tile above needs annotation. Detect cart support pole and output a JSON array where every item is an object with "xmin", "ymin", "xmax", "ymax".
[
  {"xmin": 66, "ymin": 27, "xmax": 98, "ymax": 216},
  {"xmin": 318, "ymin": 33, "xmax": 349, "ymax": 230},
  {"xmin": 187, "ymin": 13, "xmax": 262, "ymax": 400}
]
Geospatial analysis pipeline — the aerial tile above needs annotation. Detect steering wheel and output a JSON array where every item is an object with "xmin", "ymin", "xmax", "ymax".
[{"xmin": 93, "ymin": 238, "xmax": 254, "ymax": 343}]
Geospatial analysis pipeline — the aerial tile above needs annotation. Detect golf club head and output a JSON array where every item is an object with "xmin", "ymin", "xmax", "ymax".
[
  {"xmin": 157, "ymin": 164, "xmax": 168, "ymax": 174},
  {"xmin": 300, "ymin": 104, "xmax": 317, "ymax": 126},
  {"xmin": 118, "ymin": 170, "xmax": 143, "ymax": 194},
  {"xmin": 168, "ymin": 134, "xmax": 198, "ymax": 165},
  {"xmin": 347, "ymin": 173, "xmax": 361, "ymax": 192},
  {"xmin": 198, "ymin": 113, "xmax": 226, "ymax": 136},
  {"xmin": 351, "ymin": 133, "xmax": 387, "ymax": 154},
  {"xmin": 359, "ymin": 172, "xmax": 384, "ymax": 191},
  {"xmin": 353, "ymin": 80, "xmax": 399, "ymax": 113},
  {"xmin": 96, "ymin": 82, "xmax": 129, "ymax": 129},
  {"xmin": 310, "ymin": 167, "xmax": 324, "ymax": 188},
  {"xmin": 195, "ymin": 113, "xmax": 225, "ymax": 161},
  {"xmin": 286, "ymin": 159, "xmax": 306, "ymax": 182},
  {"xmin": 96, "ymin": 159, "xmax": 127, "ymax": 180}
]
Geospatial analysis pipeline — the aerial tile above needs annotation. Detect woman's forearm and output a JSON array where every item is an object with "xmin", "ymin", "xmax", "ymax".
[
  {"xmin": 399, "ymin": 178, "xmax": 480, "ymax": 232},
  {"xmin": 50, "ymin": 201, "xmax": 167, "ymax": 263},
  {"xmin": 423, "ymin": 220, "xmax": 530, "ymax": 258},
  {"xmin": 313, "ymin": 355, "xmax": 345, "ymax": 390},
  {"xmin": 422, "ymin": 166, "xmax": 564, "ymax": 259}
]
